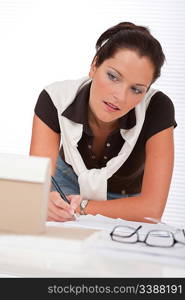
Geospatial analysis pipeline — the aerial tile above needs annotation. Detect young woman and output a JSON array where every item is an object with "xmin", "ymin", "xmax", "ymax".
[{"xmin": 30, "ymin": 22, "xmax": 177, "ymax": 222}]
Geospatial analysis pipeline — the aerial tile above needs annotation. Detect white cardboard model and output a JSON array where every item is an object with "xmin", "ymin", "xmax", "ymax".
[{"xmin": 0, "ymin": 153, "xmax": 51, "ymax": 234}]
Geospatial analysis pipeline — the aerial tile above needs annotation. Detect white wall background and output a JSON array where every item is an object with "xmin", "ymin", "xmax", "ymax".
[{"xmin": 0, "ymin": 0, "xmax": 184, "ymax": 227}]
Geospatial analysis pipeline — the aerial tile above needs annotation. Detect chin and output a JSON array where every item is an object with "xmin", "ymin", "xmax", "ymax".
[{"xmin": 99, "ymin": 113, "xmax": 118, "ymax": 124}]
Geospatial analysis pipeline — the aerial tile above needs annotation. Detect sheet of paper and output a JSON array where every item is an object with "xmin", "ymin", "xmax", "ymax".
[
  {"xmin": 46, "ymin": 214, "xmax": 180, "ymax": 234},
  {"xmin": 46, "ymin": 214, "xmax": 185, "ymax": 268},
  {"xmin": 82, "ymin": 230, "xmax": 185, "ymax": 267}
]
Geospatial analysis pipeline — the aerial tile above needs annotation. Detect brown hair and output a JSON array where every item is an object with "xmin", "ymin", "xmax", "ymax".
[{"xmin": 93, "ymin": 22, "xmax": 165, "ymax": 82}]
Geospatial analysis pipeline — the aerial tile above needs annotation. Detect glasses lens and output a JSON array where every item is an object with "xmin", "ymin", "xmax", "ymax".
[
  {"xmin": 112, "ymin": 226, "xmax": 138, "ymax": 243},
  {"xmin": 146, "ymin": 230, "xmax": 174, "ymax": 247}
]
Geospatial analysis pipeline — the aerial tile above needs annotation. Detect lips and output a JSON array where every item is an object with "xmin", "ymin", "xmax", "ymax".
[{"xmin": 103, "ymin": 101, "xmax": 120, "ymax": 111}]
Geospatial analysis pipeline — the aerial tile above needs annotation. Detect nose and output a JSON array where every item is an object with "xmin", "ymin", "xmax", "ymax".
[{"xmin": 112, "ymin": 85, "xmax": 128, "ymax": 103}]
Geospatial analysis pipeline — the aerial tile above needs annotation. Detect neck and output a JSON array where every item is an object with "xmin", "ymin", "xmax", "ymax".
[{"xmin": 88, "ymin": 107, "xmax": 118, "ymax": 131}]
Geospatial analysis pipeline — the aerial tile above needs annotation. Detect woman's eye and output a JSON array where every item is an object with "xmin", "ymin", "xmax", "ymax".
[
  {"xmin": 131, "ymin": 87, "xmax": 143, "ymax": 94},
  {"xmin": 107, "ymin": 72, "xmax": 118, "ymax": 81}
]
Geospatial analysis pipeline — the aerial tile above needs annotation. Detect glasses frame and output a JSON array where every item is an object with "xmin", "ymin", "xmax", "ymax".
[{"xmin": 110, "ymin": 225, "xmax": 185, "ymax": 248}]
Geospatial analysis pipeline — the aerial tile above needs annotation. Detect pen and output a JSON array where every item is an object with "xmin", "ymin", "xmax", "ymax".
[
  {"xmin": 51, "ymin": 176, "xmax": 70, "ymax": 204},
  {"xmin": 51, "ymin": 176, "xmax": 79, "ymax": 220}
]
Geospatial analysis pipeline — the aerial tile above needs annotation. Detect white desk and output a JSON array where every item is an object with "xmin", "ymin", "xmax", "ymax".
[{"xmin": 0, "ymin": 219, "xmax": 185, "ymax": 278}]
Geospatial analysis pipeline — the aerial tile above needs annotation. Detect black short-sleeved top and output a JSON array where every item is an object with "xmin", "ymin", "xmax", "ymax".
[{"xmin": 35, "ymin": 82, "xmax": 177, "ymax": 194}]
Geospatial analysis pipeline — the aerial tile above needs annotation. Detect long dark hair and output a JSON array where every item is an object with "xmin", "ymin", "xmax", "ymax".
[{"xmin": 93, "ymin": 22, "xmax": 165, "ymax": 82}]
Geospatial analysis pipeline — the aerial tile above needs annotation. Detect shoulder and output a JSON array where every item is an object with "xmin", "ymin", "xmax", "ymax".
[
  {"xmin": 44, "ymin": 76, "xmax": 90, "ymax": 110},
  {"xmin": 148, "ymin": 91, "xmax": 175, "ymax": 113},
  {"xmin": 143, "ymin": 91, "xmax": 177, "ymax": 142}
]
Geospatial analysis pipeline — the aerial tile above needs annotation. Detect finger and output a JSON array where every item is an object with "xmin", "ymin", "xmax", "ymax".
[
  {"xmin": 68, "ymin": 195, "xmax": 82, "ymax": 210},
  {"xmin": 51, "ymin": 191, "xmax": 70, "ymax": 210},
  {"xmin": 49, "ymin": 201, "xmax": 75, "ymax": 219},
  {"xmin": 47, "ymin": 210, "xmax": 63, "ymax": 222},
  {"xmin": 47, "ymin": 210, "xmax": 75, "ymax": 222}
]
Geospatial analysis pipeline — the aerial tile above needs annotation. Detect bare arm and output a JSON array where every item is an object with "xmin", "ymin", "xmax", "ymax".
[
  {"xmin": 29, "ymin": 114, "xmax": 82, "ymax": 221},
  {"xmin": 29, "ymin": 114, "xmax": 61, "ymax": 175},
  {"xmin": 81, "ymin": 127, "xmax": 174, "ymax": 222}
]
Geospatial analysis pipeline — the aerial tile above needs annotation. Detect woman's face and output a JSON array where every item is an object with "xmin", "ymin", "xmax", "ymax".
[{"xmin": 89, "ymin": 49, "xmax": 154, "ymax": 125}]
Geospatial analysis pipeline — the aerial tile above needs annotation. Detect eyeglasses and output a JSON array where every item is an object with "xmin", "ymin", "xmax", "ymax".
[{"xmin": 110, "ymin": 225, "xmax": 185, "ymax": 248}]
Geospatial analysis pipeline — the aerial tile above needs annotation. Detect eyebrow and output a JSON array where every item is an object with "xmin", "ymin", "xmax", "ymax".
[{"xmin": 108, "ymin": 66, "xmax": 148, "ymax": 88}]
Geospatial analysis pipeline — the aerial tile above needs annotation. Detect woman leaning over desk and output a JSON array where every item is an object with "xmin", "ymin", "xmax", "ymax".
[{"xmin": 30, "ymin": 22, "xmax": 177, "ymax": 223}]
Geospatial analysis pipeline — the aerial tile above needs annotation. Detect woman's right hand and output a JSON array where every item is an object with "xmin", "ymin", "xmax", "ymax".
[
  {"xmin": 47, "ymin": 191, "xmax": 81, "ymax": 222},
  {"xmin": 47, "ymin": 191, "xmax": 75, "ymax": 222}
]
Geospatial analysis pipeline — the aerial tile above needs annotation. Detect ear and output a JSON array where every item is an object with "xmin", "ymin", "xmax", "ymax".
[{"xmin": 89, "ymin": 58, "xmax": 97, "ymax": 79}]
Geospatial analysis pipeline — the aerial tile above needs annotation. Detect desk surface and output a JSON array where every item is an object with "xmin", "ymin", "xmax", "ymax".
[{"xmin": 0, "ymin": 222, "xmax": 185, "ymax": 278}]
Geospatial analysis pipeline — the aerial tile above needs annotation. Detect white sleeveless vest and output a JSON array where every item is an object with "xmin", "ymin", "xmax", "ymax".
[{"xmin": 45, "ymin": 76, "xmax": 158, "ymax": 201}]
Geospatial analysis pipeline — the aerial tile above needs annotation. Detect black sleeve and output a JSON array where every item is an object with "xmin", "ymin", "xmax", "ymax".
[
  {"xmin": 34, "ymin": 89, "xmax": 61, "ymax": 133},
  {"xmin": 144, "ymin": 91, "xmax": 177, "ymax": 142}
]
